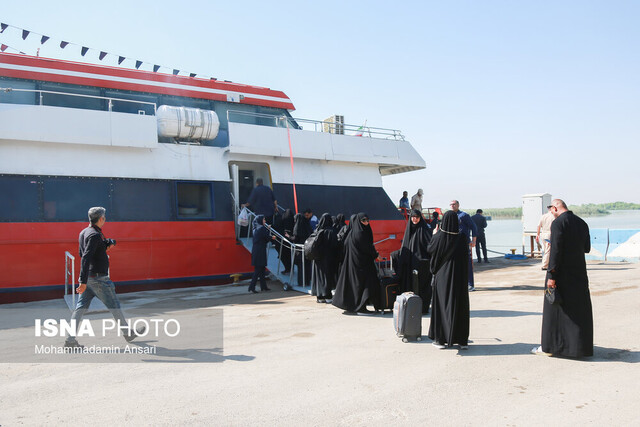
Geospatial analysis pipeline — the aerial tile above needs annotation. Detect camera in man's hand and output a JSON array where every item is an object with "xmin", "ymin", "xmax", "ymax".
[{"xmin": 104, "ymin": 238, "xmax": 117, "ymax": 247}]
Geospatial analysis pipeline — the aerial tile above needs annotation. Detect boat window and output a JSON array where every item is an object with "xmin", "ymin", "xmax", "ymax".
[
  {"xmin": 0, "ymin": 78, "xmax": 37, "ymax": 105},
  {"xmin": 0, "ymin": 176, "xmax": 41, "ymax": 221},
  {"xmin": 111, "ymin": 179, "xmax": 173, "ymax": 221},
  {"xmin": 176, "ymin": 182, "xmax": 214, "ymax": 220},
  {"xmin": 104, "ymin": 90, "xmax": 157, "ymax": 116},
  {"xmin": 43, "ymin": 177, "xmax": 111, "ymax": 221},
  {"xmin": 39, "ymin": 83, "xmax": 104, "ymax": 112}
]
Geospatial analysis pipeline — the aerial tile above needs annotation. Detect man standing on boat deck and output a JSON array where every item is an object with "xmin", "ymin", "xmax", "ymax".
[
  {"xmin": 399, "ymin": 191, "xmax": 410, "ymax": 211},
  {"xmin": 64, "ymin": 207, "xmax": 145, "ymax": 348},
  {"xmin": 411, "ymin": 189, "xmax": 424, "ymax": 213},
  {"xmin": 449, "ymin": 200, "xmax": 478, "ymax": 291},
  {"xmin": 244, "ymin": 178, "xmax": 278, "ymax": 225}
]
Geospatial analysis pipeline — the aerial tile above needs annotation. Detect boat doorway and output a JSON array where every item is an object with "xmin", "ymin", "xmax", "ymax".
[{"xmin": 229, "ymin": 161, "xmax": 275, "ymax": 221}]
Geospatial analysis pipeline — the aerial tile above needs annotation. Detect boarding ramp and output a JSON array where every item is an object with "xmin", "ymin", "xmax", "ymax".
[{"xmin": 234, "ymin": 204, "xmax": 312, "ymax": 294}]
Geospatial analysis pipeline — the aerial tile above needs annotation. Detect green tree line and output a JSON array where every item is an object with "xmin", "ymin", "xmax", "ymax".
[{"xmin": 465, "ymin": 202, "xmax": 639, "ymax": 220}]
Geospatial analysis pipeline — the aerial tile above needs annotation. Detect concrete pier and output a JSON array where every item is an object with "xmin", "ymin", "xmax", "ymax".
[{"xmin": 1, "ymin": 257, "xmax": 638, "ymax": 425}]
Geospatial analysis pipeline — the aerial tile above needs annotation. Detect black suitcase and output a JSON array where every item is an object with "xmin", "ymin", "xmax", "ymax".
[{"xmin": 380, "ymin": 275, "xmax": 400, "ymax": 312}]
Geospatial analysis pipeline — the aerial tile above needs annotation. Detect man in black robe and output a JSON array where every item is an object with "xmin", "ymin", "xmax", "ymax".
[
  {"xmin": 332, "ymin": 213, "xmax": 380, "ymax": 314},
  {"xmin": 398, "ymin": 209, "xmax": 433, "ymax": 313},
  {"xmin": 534, "ymin": 199, "xmax": 593, "ymax": 358},
  {"xmin": 427, "ymin": 211, "xmax": 470, "ymax": 349},
  {"xmin": 311, "ymin": 213, "xmax": 339, "ymax": 303}
]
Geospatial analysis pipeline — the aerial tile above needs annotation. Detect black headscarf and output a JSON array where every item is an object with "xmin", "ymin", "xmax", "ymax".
[
  {"xmin": 317, "ymin": 213, "xmax": 333, "ymax": 231},
  {"xmin": 347, "ymin": 212, "xmax": 376, "ymax": 260},
  {"xmin": 292, "ymin": 212, "xmax": 312, "ymax": 244},
  {"xmin": 333, "ymin": 213, "xmax": 346, "ymax": 232},
  {"xmin": 427, "ymin": 210, "xmax": 463, "ymax": 274},
  {"xmin": 281, "ymin": 209, "xmax": 295, "ymax": 234},
  {"xmin": 253, "ymin": 214, "xmax": 265, "ymax": 231},
  {"xmin": 398, "ymin": 209, "xmax": 432, "ymax": 292}
]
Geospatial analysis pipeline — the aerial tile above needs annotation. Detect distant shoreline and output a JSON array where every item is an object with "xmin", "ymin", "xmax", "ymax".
[{"xmin": 467, "ymin": 202, "xmax": 640, "ymax": 220}]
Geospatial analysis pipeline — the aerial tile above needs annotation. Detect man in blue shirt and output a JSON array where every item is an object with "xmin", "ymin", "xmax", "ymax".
[
  {"xmin": 450, "ymin": 200, "xmax": 478, "ymax": 291},
  {"xmin": 244, "ymin": 178, "xmax": 277, "ymax": 224},
  {"xmin": 399, "ymin": 191, "xmax": 410, "ymax": 210}
]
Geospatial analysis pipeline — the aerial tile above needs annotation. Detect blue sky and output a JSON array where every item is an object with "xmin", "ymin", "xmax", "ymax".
[{"xmin": 2, "ymin": 1, "xmax": 638, "ymax": 208}]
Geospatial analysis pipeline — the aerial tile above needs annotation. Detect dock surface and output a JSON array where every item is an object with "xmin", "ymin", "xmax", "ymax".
[{"xmin": 1, "ymin": 258, "xmax": 638, "ymax": 425}]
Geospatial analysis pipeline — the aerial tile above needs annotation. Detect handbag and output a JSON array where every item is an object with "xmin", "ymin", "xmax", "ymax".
[{"xmin": 544, "ymin": 286, "xmax": 562, "ymax": 305}]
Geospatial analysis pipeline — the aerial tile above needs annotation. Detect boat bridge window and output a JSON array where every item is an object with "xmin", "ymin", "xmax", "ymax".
[
  {"xmin": 0, "ymin": 78, "xmax": 37, "ymax": 105},
  {"xmin": 176, "ymin": 182, "xmax": 214, "ymax": 220}
]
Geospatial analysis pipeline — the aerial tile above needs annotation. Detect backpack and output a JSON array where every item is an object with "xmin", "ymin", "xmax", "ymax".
[{"xmin": 304, "ymin": 231, "xmax": 323, "ymax": 261}]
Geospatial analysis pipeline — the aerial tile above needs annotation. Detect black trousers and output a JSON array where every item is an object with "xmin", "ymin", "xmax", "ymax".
[
  {"xmin": 475, "ymin": 235, "xmax": 488, "ymax": 261},
  {"xmin": 249, "ymin": 265, "xmax": 268, "ymax": 291}
]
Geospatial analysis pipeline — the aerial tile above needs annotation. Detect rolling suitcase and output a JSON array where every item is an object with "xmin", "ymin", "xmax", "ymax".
[
  {"xmin": 379, "ymin": 276, "xmax": 400, "ymax": 312},
  {"xmin": 393, "ymin": 292, "xmax": 423, "ymax": 342}
]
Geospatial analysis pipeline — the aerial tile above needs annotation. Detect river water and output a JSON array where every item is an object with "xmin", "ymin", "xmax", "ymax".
[{"xmin": 484, "ymin": 210, "xmax": 640, "ymax": 258}]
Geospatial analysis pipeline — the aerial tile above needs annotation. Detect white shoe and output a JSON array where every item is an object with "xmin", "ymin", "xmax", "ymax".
[
  {"xmin": 530, "ymin": 346, "xmax": 551, "ymax": 356},
  {"xmin": 468, "ymin": 286, "xmax": 475, "ymax": 292},
  {"xmin": 432, "ymin": 342, "xmax": 445, "ymax": 349}
]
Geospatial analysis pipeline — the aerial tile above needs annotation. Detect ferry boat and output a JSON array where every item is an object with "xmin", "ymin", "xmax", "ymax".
[{"xmin": 0, "ymin": 52, "xmax": 425, "ymax": 303}]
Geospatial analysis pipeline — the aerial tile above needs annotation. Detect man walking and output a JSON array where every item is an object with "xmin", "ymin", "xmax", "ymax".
[
  {"xmin": 536, "ymin": 205, "xmax": 555, "ymax": 270},
  {"xmin": 471, "ymin": 209, "xmax": 489, "ymax": 263},
  {"xmin": 533, "ymin": 199, "xmax": 593, "ymax": 358},
  {"xmin": 64, "ymin": 207, "xmax": 144, "ymax": 348},
  {"xmin": 449, "ymin": 200, "xmax": 477, "ymax": 291}
]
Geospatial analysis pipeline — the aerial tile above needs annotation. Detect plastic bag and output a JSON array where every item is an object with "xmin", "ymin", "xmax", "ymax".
[{"xmin": 237, "ymin": 207, "xmax": 250, "ymax": 227}]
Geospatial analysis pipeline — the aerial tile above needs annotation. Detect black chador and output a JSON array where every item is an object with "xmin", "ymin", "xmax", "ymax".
[
  {"xmin": 311, "ymin": 213, "xmax": 339, "ymax": 301},
  {"xmin": 332, "ymin": 212, "xmax": 380, "ymax": 313},
  {"xmin": 542, "ymin": 211, "xmax": 593, "ymax": 357},
  {"xmin": 333, "ymin": 213, "xmax": 346, "ymax": 234},
  {"xmin": 427, "ymin": 211, "xmax": 470, "ymax": 347},
  {"xmin": 278, "ymin": 209, "xmax": 295, "ymax": 272},
  {"xmin": 398, "ymin": 209, "xmax": 433, "ymax": 313},
  {"xmin": 292, "ymin": 213, "xmax": 312, "ymax": 286}
]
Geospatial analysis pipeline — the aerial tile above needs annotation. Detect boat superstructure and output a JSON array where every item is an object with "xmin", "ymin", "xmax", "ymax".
[{"xmin": 0, "ymin": 52, "xmax": 425, "ymax": 303}]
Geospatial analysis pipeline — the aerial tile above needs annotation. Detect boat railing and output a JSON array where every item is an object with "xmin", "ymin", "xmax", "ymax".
[
  {"xmin": 227, "ymin": 110, "xmax": 405, "ymax": 141},
  {"xmin": 231, "ymin": 194, "xmax": 306, "ymax": 289},
  {"xmin": 0, "ymin": 87, "xmax": 157, "ymax": 115}
]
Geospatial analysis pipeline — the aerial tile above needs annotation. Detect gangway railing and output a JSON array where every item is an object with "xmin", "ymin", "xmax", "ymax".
[
  {"xmin": 64, "ymin": 251, "xmax": 76, "ymax": 308},
  {"xmin": 227, "ymin": 110, "xmax": 405, "ymax": 141},
  {"xmin": 232, "ymin": 196, "xmax": 308, "ymax": 290}
]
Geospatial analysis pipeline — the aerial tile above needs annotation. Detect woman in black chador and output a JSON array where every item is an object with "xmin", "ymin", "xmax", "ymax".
[
  {"xmin": 398, "ymin": 209, "xmax": 433, "ymax": 313},
  {"xmin": 311, "ymin": 213, "xmax": 340, "ymax": 303},
  {"xmin": 332, "ymin": 212, "xmax": 380, "ymax": 314},
  {"xmin": 427, "ymin": 210, "xmax": 470, "ymax": 348},
  {"xmin": 292, "ymin": 212, "xmax": 312, "ymax": 286},
  {"xmin": 333, "ymin": 213, "xmax": 346, "ymax": 234},
  {"xmin": 248, "ymin": 215, "xmax": 273, "ymax": 293},
  {"xmin": 278, "ymin": 209, "xmax": 295, "ymax": 274}
]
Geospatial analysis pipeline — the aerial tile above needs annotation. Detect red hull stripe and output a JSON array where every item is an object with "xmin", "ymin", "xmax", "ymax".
[
  {"xmin": 0, "ymin": 53, "xmax": 295, "ymax": 110},
  {"xmin": 0, "ymin": 219, "xmax": 406, "ymax": 298}
]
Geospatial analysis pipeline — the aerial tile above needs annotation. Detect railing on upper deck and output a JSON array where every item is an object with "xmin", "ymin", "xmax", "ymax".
[
  {"xmin": 227, "ymin": 110, "xmax": 405, "ymax": 141},
  {"xmin": 0, "ymin": 87, "xmax": 157, "ymax": 115}
]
